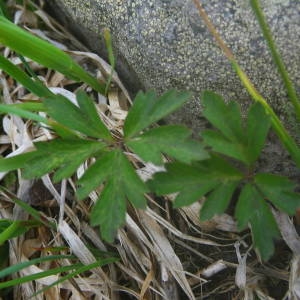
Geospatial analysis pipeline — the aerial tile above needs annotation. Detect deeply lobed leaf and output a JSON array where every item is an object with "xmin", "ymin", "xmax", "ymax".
[
  {"xmin": 126, "ymin": 125, "xmax": 209, "ymax": 165},
  {"xmin": 124, "ymin": 90, "xmax": 191, "ymax": 138},
  {"xmin": 201, "ymin": 91, "xmax": 270, "ymax": 166},
  {"xmin": 200, "ymin": 181, "xmax": 239, "ymax": 220},
  {"xmin": 78, "ymin": 149, "xmax": 148, "ymax": 242},
  {"xmin": 255, "ymin": 173, "xmax": 300, "ymax": 214},
  {"xmin": 22, "ymin": 139, "xmax": 106, "ymax": 181},
  {"xmin": 90, "ymin": 179, "xmax": 126, "ymax": 242},
  {"xmin": 202, "ymin": 91, "xmax": 244, "ymax": 142},
  {"xmin": 149, "ymin": 155, "xmax": 242, "ymax": 208},
  {"xmin": 246, "ymin": 102, "xmax": 271, "ymax": 163},
  {"xmin": 76, "ymin": 91, "xmax": 112, "ymax": 140},
  {"xmin": 201, "ymin": 130, "xmax": 248, "ymax": 163},
  {"xmin": 235, "ymin": 184, "xmax": 280, "ymax": 261},
  {"xmin": 43, "ymin": 93, "xmax": 111, "ymax": 140}
]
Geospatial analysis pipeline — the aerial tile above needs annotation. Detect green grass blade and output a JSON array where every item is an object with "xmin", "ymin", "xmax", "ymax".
[
  {"xmin": 8, "ymin": 102, "xmax": 46, "ymax": 112},
  {"xmin": 2, "ymin": 191, "xmax": 56, "ymax": 229},
  {"xmin": 250, "ymin": 0, "xmax": 300, "ymax": 121},
  {"xmin": 0, "ymin": 55, "xmax": 54, "ymax": 98},
  {"xmin": 0, "ymin": 17, "xmax": 105, "ymax": 94},
  {"xmin": 32, "ymin": 257, "xmax": 117, "ymax": 298},
  {"xmin": 0, "ymin": 104, "xmax": 48, "ymax": 124},
  {"xmin": 0, "ymin": 255, "xmax": 75, "ymax": 279},
  {"xmin": 0, "ymin": 220, "xmax": 41, "ymax": 245},
  {"xmin": 18, "ymin": 53, "xmax": 40, "ymax": 82},
  {"xmin": 0, "ymin": 221, "xmax": 27, "ymax": 245},
  {"xmin": 0, "ymin": 264, "xmax": 82, "ymax": 289},
  {"xmin": 103, "ymin": 28, "xmax": 116, "ymax": 95}
]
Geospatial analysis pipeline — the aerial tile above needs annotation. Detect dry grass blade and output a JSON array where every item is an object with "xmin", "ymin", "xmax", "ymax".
[
  {"xmin": 138, "ymin": 210, "xmax": 195, "ymax": 300},
  {"xmin": 273, "ymin": 209, "xmax": 300, "ymax": 254}
]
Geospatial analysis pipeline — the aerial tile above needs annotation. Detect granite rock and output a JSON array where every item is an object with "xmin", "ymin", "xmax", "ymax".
[{"xmin": 46, "ymin": 0, "xmax": 300, "ymax": 172}]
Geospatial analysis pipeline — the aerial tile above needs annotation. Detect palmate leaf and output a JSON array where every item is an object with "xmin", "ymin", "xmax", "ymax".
[
  {"xmin": 202, "ymin": 91, "xmax": 244, "ymax": 142},
  {"xmin": 124, "ymin": 90, "xmax": 191, "ymax": 138},
  {"xmin": 200, "ymin": 181, "xmax": 239, "ymax": 220},
  {"xmin": 149, "ymin": 155, "xmax": 243, "ymax": 208},
  {"xmin": 149, "ymin": 161, "xmax": 219, "ymax": 207},
  {"xmin": 201, "ymin": 91, "xmax": 270, "ymax": 165},
  {"xmin": 246, "ymin": 103, "xmax": 271, "ymax": 163},
  {"xmin": 201, "ymin": 130, "xmax": 247, "ymax": 162},
  {"xmin": 91, "ymin": 179, "xmax": 126, "ymax": 242},
  {"xmin": 43, "ymin": 92, "xmax": 112, "ymax": 140},
  {"xmin": 126, "ymin": 125, "xmax": 209, "ymax": 165},
  {"xmin": 235, "ymin": 184, "xmax": 280, "ymax": 260},
  {"xmin": 255, "ymin": 173, "xmax": 300, "ymax": 214},
  {"xmin": 22, "ymin": 138, "xmax": 106, "ymax": 182},
  {"xmin": 77, "ymin": 149, "xmax": 148, "ymax": 242},
  {"xmin": 76, "ymin": 91, "xmax": 112, "ymax": 140}
]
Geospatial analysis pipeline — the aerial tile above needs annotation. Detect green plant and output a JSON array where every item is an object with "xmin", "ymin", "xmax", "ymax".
[
  {"xmin": 149, "ymin": 91, "xmax": 300, "ymax": 260},
  {"xmin": 0, "ymin": 86, "xmax": 207, "ymax": 241},
  {"xmin": 0, "ymin": 0, "xmax": 299, "ymax": 264},
  {"xmin": 192, "ymin": 0, "xmax": 300, "ymax": 167}
]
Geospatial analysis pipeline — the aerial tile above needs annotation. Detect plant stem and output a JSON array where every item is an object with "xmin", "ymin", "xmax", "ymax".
[{"xmin": 250, "ymin": 0, "xmax": 300, "ymax": 121}]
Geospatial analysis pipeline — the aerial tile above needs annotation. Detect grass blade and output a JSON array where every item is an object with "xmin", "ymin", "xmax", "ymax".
[
  {"xmin": 0, "ymin": 255, "xmax": 75, "ymax": 279},
  {"xmin": 32, "ymin": 258, "xmax": 118, "ymax": 298},
  {"xmin": 0, "ymin": 55, "xmax": 54, "ymax": 98},
  {"xmin": 0, "ymin": 104, "xmax": 48, "ymax": 124},
  {"xmin": 0, "ymin": 189, "xmax": 56, "ymax": 229},
  {"xmin": 0, "ymin": 17, "xmax": 105, "ymax": 94},
  {"xmin": 7, "ymin": 102, "xmax": 46, "ymax": 112},
  {"xmin": 0, "ymin": 221, "xmax": 28, "ymax": 245},
  {"xmin": 0, "ymin": 264, "xmax": 82, "ymax": 289},
  {"xmin": 103, "ymin": 28, "xmax": 116, "ymax": 95},
  {"xmin": 250, "ymin": 0, "xmax": 300, "ymax": 121}
]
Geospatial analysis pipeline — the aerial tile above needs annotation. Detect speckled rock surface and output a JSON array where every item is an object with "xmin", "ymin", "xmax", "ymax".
[{"xmin": 47, "ymin": 1, "xmax": 300, "ymax": 143}]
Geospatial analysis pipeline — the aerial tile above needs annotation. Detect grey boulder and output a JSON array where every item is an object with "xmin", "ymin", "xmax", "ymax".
[{"xmin": 46, "ymin": 0, "xmax": 300, "ymax": 172}]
